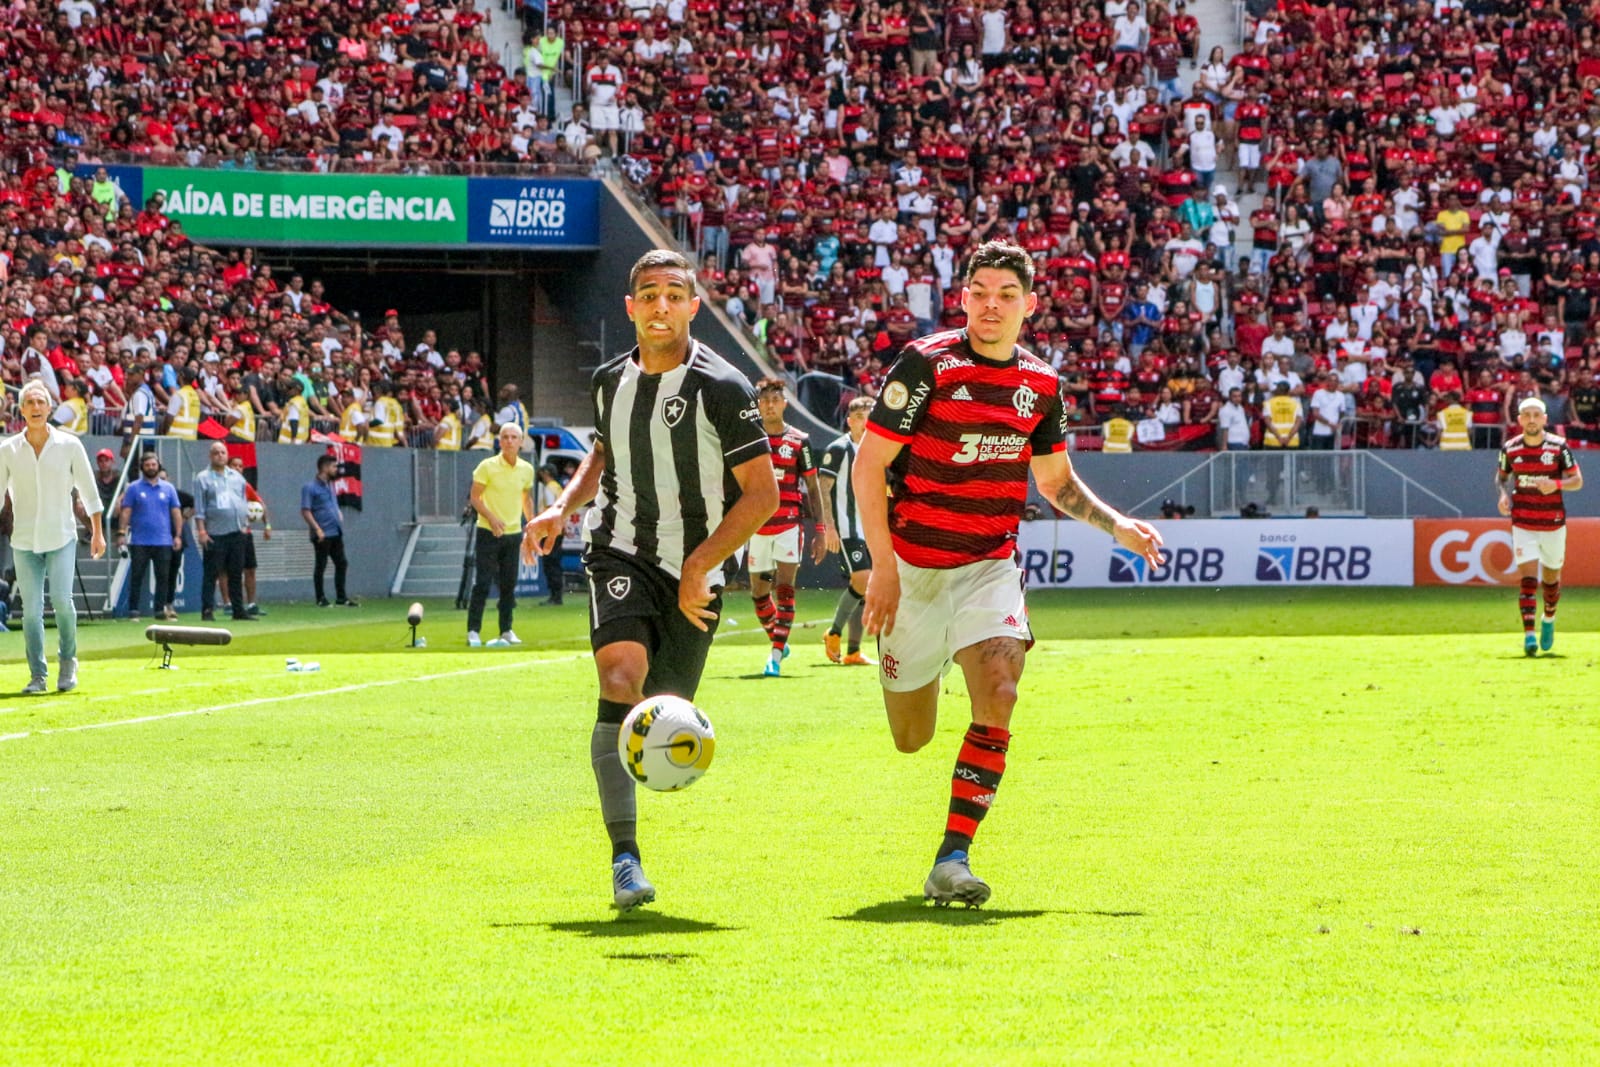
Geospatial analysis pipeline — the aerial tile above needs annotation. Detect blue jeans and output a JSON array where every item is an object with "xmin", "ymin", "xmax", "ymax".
[{"xmin": 15, "ymin": 544, "xmax": 78, "ymax": 681}]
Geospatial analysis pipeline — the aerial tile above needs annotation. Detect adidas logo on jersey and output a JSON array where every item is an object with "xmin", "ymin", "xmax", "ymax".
[{"xmin": 950, "ymin": 385, "xmax": 973, "ymax": 401}]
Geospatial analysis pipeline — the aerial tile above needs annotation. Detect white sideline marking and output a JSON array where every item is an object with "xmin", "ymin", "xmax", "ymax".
[
  {"xmin": 0, "ymin": 655, "xmax": 589, "ymax": 744},
  {"xmin": 711, "ymin": 615, "xmax": 831, "ymax": 641}
]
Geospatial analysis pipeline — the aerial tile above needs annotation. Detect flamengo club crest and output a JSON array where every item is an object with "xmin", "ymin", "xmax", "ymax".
[
  {"xmin": 662, "ymin": 395, "xmax": 688, "ymax": 427},
  {"xmin": 1012, "ymin": 383, "xmax": 1038, "ymax": 419}
]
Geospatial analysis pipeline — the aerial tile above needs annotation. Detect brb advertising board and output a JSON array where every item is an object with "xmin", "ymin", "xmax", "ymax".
[
  {"xmin": 1016, "ymin": 519, "xmax": 1415, "ymax": 588},
  {"xmin": 144, "ymin": 169, "xmax": 600, "ymax": 250},
  {"xmin": 1413, "ymin": 518, "xmax": 1600, "ymax": 586}
]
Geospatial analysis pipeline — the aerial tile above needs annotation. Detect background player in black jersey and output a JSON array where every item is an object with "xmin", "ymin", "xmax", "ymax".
[
  {"xmin": 1496, "ymin": 397, "xmax": 1583, "ymax": 655},
  {"xmin": 855, "ymin": 241, "xmax": 1164, "ymax": 907},
  {"xmin": 818, "ymin": 395, "xmax": 876, "ymax": 665},
  {"xmin": 522, "ymin": 250, "xmax": 778, "ymax": 910}
]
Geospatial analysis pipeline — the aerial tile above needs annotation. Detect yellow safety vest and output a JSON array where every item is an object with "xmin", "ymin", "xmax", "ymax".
[
  {"xmin": 467, "ymin": 414, "xmax": 494, "ymax": 449},
  {"xmin": 339, "ymin": 402, "xmax": 366, "ymax": 441},
  {"xmin": 437, "ymin": 412, "xmax": 462, "ymax": 451},
  {"xmin": 368, "ymin": 396, "xmax": 405, "ymax": 447},
  {"xmin": 1263, "ymin": 395, "xmax": 1301, "ymax": 448},
  {"xmin": 1439, "ymin": 405, "xmax": 1472, "ymax": 450},
  {"xmin": 59, "ymin": 396, "xmax": 89, "ymax": 435},
  {"xmin": 230, "ymin": 398, "xmax": 257, "ymax": 441},
  {"xmin": 277, "ymin": 395, "xmax": 312, "ymax": 443},
  {"xmin": 168, "ymin": 385, "xmax": 202, "ymax": 439},
  {"xmin": 1102, "ymin": 418, "xmax": 1135, "ymax": 453}
]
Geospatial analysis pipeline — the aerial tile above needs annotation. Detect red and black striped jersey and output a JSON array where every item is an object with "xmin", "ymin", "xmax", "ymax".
[
  {"xmin": 1499, "ymin": 433, "xmax": 1579, "ymax": 531},
  {"xmin": 757, "ymin": 424, "xmax": 816, "ymax": 535},
  {"xmin": 866, "ymin": 330, "xmax": 1067, "ymax": 569}
]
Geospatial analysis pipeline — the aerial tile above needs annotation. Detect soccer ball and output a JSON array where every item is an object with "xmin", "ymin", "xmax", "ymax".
[
  {"xmin": 617, "ymin": 695, "xmax": 716, "ymax": 792},
  {"xmin": 246, "ymin": 500, "xmax": 266, "ymax": 522}
]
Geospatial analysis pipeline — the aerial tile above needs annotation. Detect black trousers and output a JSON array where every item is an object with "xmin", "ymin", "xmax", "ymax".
[
  {"xmin": 202, "ymin": 531, "xmax": 247, "ymax": 617},
  {"xmin": 313, "ymin": 534, "xmax": 349, "ymax": 602},
  {"xmin": 542, "ymin": 544, "xmax": 566, "ymax": 603},
  {"xmin": 127, "ymin": 543, "xmax": 174, "ymax": 614},
  {"xmin": 468, "ymin": 532, "xmax": 522, "ymax": 636}
]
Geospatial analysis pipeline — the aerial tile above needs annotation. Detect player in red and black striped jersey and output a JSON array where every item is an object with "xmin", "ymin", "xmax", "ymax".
[
  {"xmin": 853, "ymin": 241, "xmax": 1164, "ymax": 908},
  {"xmin": 1496, "ymin": 397, "xmax": 1583, "ymax": 655},
  {"xmin": 747, "ymin": 378, "xmax": 832, "ymax": 676}
]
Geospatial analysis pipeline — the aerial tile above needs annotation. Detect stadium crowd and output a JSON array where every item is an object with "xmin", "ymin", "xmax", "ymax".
[
  {"xmin": 572, "ymin": 0, "xmax": 1600, "ymax": 448},
  {"xmin": 3, "ymin": 0, "xmax": 1600, "ymax": 450}
]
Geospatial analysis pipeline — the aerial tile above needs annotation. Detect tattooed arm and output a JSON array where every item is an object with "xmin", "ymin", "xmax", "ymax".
[{"xmin": 1031, "ymin": 450, "xmax": 1165, "ymax": 566}]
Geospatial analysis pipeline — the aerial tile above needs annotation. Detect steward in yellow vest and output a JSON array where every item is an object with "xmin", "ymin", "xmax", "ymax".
[
  {"xmin": 435, "ymin": 405, "xmax": 463, "ymax": 451},
  {"xmin": 1438, "ymin": 396, "xmax": 1472, "ymax": 450},
  {"xmin": 1262, "ymin": 385, "xmax": 1302, "ymax": 448},
  {"xmin": 367, "ymin": 384, "xmax": 406, "ymax": 447},
  {"xmin": 164, "ymin": 371, "xmax": 203, "ymax": 439},
  {"xmin": 53, "ymin": 378, "xmax": 90, "ymax": 434},
  {"xmin": 1102, "ymin": 417, "xmax": 1135, "ymax": 453},
  {"xmin": 466, "ymin": 412, "xmax": 495, "ymax": 449},
  {"xmin": 278, "ymin": 393, "xmax": 312, "ymax": 443}
]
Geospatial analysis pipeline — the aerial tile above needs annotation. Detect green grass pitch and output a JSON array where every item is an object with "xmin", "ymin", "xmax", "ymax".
[{"xmin": 0, "ymin": 588, "xmax": 1595, "ymax": 1065}]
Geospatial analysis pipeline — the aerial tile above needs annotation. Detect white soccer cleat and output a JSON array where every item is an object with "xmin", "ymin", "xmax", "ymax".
[
  {"xmin": 612, "ymin": 853, "xmax": 656, "ymax": 911},
  {"xmin": 467, "ymin": 632, "xmax": 482, "ymax": 648},
  {"xmin": 924, "ymin": 850, "xmax": 991, "ymax": 908},
  {"xmin": 501, "ymin": 630, "xmax": 522, "ymax": 645}
]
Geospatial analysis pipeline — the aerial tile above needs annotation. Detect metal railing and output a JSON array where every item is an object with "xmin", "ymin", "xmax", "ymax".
[{"xmin": 1130, "ymin": 451, "xmax": 1466, "ymax": 519}]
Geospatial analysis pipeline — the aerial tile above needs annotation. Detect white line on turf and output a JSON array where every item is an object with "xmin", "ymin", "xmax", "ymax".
[
  {"xmin": 0, "ymin": 655, "xmax": 589, "ymax": 744},
  {"xmin": 711, "ymin": 616, "xmax": 831, "ymax": 641}
]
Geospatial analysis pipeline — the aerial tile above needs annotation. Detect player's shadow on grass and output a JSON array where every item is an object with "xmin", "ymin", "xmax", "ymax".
[
  {"xmin": 530, "ymin": 914, "xmax": 740, "ymax": 938},
  {"xmin": 835, "ymin": 896, "xmax": 1057, "ymax": 926}
]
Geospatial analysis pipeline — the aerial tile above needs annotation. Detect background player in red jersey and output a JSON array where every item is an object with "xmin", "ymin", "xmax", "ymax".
[
  {"xmin": 747, "ymin": 378, "xmax": 833, "ymax": 677},
  {"xmin": 853, "ymin": 241, "xmax": 1165, "ymax": 907},
  {"xmin": 1497, "ymin": 397, "xmax": 1583, "ymax": 655}
]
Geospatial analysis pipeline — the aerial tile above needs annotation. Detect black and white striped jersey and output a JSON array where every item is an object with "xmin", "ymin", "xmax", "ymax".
[
  {"xmin": 818, "ymin": 431, "xmax": 863, "ymax": 540},
  {"xmin": 584, "ymin": 341, "xmax": 769, "ymax": 585}
]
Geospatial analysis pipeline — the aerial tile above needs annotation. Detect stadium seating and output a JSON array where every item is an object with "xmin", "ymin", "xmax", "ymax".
[{"xmin": 3, "ymin": 0, "xmax": 1598, "ymax": 451}]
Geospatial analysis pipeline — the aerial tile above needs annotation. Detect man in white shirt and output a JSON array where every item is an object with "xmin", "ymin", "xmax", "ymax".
[
  {"xmin": 0, "ymin": 381, "xmax": 105, "ymax": 692},
  {"xmin": 1261, "ymin": 320, "xmax": 1297, "ymax": 365},
  {"xmin": 1218, "ymin": 388, "xmax": 1252, "ymax": 450},
  {"xmin": 1184, "ymin": 111, "xmax": 1219, "ymax": 187},
  {"xmin": 1264, "ymin": 355, "xmax": 1304, "ymax": 395},
  {"xmin": 1113, "ymin": 1, "xmax": 1148, "ymax": 52},
  {"xmin": 1308, "ymin": 372, "xmax": 1347, "ymax": 448},
  {"xmin": 1468, "ymin": 221, "xmax": 1501, "ymax": 280},
  {"xmin": 867, "ymin": 208, "xmax": 901, "ymax": 268},
  {"xmin": 586, "ymin": 52, "xmax": 625, "ymax": 157},
  {"xmin": 370, "ymin": 111, "xmax": 404, "ymax": 155}
]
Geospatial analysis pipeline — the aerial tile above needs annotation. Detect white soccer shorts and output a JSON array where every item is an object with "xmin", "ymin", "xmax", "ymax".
[
  {"xmin": 590, "ymin": 103, "xmax": 621, "ymax": 131},
  {"xmin": 1512, "ymin": 525, "xmax": 1567, "ymax": 570},
  {"xmin": 877, "ymin": 555, "xmax": 1032, "ymax": 693},
  {"xmin": 1237, "ymin": 142, "xmax": 1261, "ymax": 169},
  {"xmin": 747, "ymin": 526, "xmax": 802, "ymax": 573}
]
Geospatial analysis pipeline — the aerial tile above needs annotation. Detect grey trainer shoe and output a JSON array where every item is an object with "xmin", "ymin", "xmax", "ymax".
[
  {"xmin": 22, "ymin": 676, "xmax": 48, "ymax": 695},
  {"xmin": 924, "ymin": 850, "xmax": 991, "ymax": 908},
  {"xmin": 612, "ymin": 853, "xmax": 656, "ymax": 911},
  {"xmin": 57, "ymin": 658, "xmax": 78, "ymax": 692}
]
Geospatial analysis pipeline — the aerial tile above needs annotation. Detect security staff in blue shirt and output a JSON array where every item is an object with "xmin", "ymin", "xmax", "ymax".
[
  {"xmin": 300, "ymin": 453, "xmax": 356, "ymax": 607},
  {"xmin": 118, "ymin": 451, "xmax": 182, "ymax": 620}
]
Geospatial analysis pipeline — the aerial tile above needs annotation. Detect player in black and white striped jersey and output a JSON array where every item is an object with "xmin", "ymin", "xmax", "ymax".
[
  {"xmin": 522, "ymin": 249, "xmax": 778, "ymax": 911},
  {"xmin": 819, "ymin": 395, "xmax": 877, "ymax": 666}
]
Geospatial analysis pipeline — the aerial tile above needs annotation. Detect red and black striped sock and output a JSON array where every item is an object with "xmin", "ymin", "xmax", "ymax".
[
  {"xmin": 1519, "ymin": 576, "xmax": 1538, "ymax": 632},
  {"xmin": 1542, "ymin": 580, "xmax": 1561, "ymax": 619},
  {"xmin": 772, "ymin": 585, "xmax": 796, "ymax": 650},
  {"xmin": 753, "ymin": 593, "xmax": 776, "ymax": 638},
  {"xmin": 940, "ymin": 724, "xmax": 1010, "ymax": 858}
]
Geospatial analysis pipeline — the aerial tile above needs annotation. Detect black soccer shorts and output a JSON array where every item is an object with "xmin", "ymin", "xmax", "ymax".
[
  {"xmin": 586, "ymin": 546, "xmax": 721, "ymax": 700},
  {"xmin": 838, "ymin": 537, "xmax": 872, "ymax": 577}
]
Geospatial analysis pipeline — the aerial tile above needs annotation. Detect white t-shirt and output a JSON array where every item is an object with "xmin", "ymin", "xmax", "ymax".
[
  {"xmin": 1218, "ymin": 401, "xmax": 1251, "ymax": 445},
  {"xmin": 980, "ymin": 9, "xmax": 1008, "ymax": 54},
  {"xmin": 1310, "ymin": 387, "xmax": 1346, "ymax": 435},
  {"xmin": 1113, "ymin": 14, "xmax": 1148, "ymax": 50}
]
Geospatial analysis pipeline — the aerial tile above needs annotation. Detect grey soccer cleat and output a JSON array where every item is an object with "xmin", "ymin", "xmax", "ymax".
[
  {"xmin": 924, "ymin": 850, "xmax": 991, "ymax": 908},
  {"xmin": 612, "ymin": 853, "xmax": 656, "ymax": 911}
]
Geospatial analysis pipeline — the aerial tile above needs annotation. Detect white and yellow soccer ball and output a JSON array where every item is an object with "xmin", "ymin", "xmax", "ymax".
[
  {"xmin": 618, "ymin": 695, "xmax": 716, "ymax": 792},
  {"xmin": 246, "ymin": 499, "xmax": 266, "ymax": 522}
]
